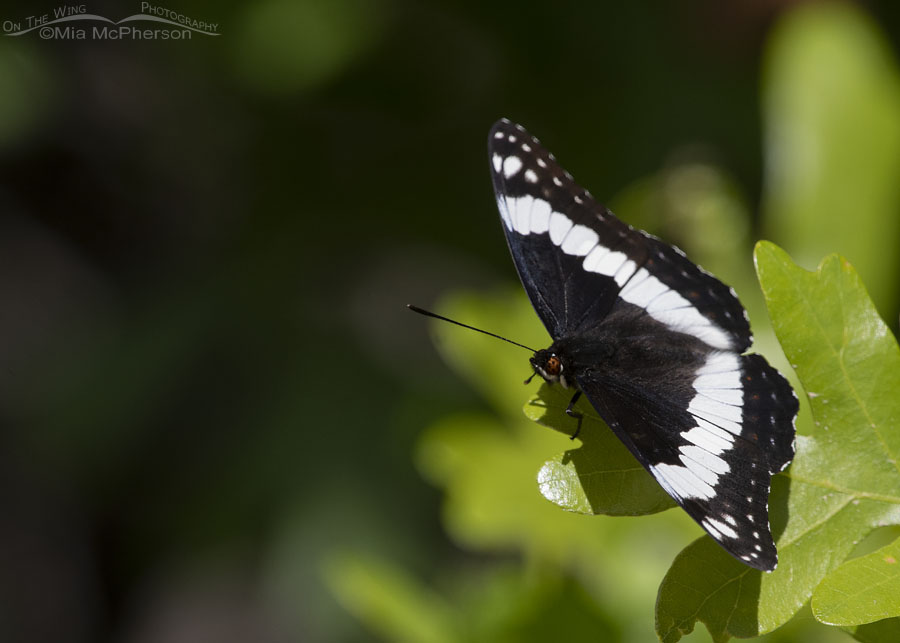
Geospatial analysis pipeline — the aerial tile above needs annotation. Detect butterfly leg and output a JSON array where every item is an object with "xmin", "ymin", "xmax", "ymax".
[{"xmin": 565, "ymin": 390, "xmax": 583, "ymax": 440}]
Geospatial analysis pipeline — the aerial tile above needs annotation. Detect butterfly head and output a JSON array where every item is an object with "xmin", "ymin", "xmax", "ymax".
[{"xmin": 530, "ymin": 349, "xmax": 572, "ymax": 388}]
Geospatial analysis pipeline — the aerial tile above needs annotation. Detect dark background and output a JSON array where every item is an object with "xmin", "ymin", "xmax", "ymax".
[{"xmin": 1, "ymin": 1, "xmax": 899, "ymax": 641}]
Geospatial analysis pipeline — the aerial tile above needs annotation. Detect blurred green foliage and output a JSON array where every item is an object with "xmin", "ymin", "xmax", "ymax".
[
  {"xmin": 234, "ymin": 0, "xmax": 386, "ymax": 93},
  {"xmin": 762, "ymin": 3, "xmax": 900, "ymax": 322},
  {"xmin": 2, "ymin": 0, "xmax": 900, "ymax": 642}
]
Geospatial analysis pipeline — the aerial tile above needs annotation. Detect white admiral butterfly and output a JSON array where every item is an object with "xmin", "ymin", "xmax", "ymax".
[{"xmin": 414, "ymin": 120, "xmax": 798, "ymax": 571}]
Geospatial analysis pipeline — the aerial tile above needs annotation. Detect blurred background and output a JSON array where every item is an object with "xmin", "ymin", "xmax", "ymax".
[{"xmin": 1, "ymin": 0, "xmax": 899, "ymax": 641}]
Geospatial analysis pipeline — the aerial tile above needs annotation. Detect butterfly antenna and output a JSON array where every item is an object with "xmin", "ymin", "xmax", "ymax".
[{"xmin": 407, "ymin": 305, "xmax": 537, "ymax": 353}]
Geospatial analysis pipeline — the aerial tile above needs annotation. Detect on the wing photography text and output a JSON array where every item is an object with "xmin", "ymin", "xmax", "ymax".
[{"xmin": 2, "ymin": 3, "xmax": 220, "ymax": 40}]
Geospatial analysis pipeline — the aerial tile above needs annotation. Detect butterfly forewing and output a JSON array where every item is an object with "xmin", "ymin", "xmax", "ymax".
[
  {"xmin": 489, "ymin": 120, "xmax": 635, "ymax": 339},
  {"xmin": 489, "ymin": 119, "xmax": 753, "ymax": 352},
  {"xmin": 488, "ymin": 118, "xmax": 797, "ymax": 571}
]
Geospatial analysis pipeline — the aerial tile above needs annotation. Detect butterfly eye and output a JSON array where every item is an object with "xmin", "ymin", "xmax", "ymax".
[{"xmin": 545, "ymin": 355, "xmax": 561, "ymax": 375}]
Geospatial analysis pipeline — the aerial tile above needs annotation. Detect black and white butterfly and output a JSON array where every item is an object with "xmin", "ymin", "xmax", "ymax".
[{"xmin": 487, "ymin": 119, "xmax": 797, "ymax": 571}]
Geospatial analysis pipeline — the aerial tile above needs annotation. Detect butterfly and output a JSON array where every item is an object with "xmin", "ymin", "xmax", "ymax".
[{"xmin": 488, "ymin": 118, "xmax": 797, "ymax": 571}]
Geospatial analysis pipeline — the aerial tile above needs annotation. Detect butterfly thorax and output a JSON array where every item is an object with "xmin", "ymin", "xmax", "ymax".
[{"xmin": 535, "ymin": 314, "xmax": 714, "ymax": 398}]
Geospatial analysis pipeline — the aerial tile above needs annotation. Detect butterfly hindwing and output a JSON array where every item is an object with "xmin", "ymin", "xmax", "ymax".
[
  {"xmin": 489, "ymin": 118, "xmax": 798, "ymax": 571},
  {"xmin": 560, "ymin": 311, "xmax": 796, "ymax": 569}
]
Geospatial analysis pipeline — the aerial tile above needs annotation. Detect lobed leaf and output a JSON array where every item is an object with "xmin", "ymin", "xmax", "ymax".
[{"xmin": 655, "ymin": 242, "xmax": 900, "ymax": 642}]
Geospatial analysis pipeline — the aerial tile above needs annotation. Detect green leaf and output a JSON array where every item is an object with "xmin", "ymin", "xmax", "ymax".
[
  {"xmin": 813, "ymin": 538, "xmax": 900, "ymax": 625},
  {"xmin": 761, "ymin": 1, "xmax": 900, "ymax": 320},
  {"xmin": 526, "ymin": 383, "xmax": 675, "ymax": 516},
  {"xmin": 655, "ymin": 241, "xmax": 900, "ymax": 642}
]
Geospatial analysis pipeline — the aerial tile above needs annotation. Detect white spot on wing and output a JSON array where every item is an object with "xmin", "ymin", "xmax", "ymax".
[
  {"xmin": 585, "ymin": 250, "xmax": 628, "ymax": 278},
  {"xmin": 529, "ymin": 199, "xmax": 552, "ymax": 234},
  {"xmin": 583, "ymin": 245, "xmax": 612, "ymax": 272},
  {"xmin": 698, "ymin": 387, "xmax": 743, "ymax": 406},
  {"xmin": 503, "ymin": 155, "xmax": 523, "ymax": 178},
  {"xmin": 650, "ymin": 463, "xmax": 716, "ymax": 500},
  {"xmin": 548, "ymin": 212, "xmax": 573, "ymax": 245},
  {"xmin": 703, "ymin": 517, "xmax": 738, "ymax": 540},
  {"xmin": 621, "ymin": 270, "xmax": 668, "ymax": 307},
  {"xmin": 697, "ymin": 352, "xmax": 740, "ymax": 376},
  {"xmin": 512, "ymin": 195, "xmax": 534, "ymax": 234},
  {"xmin": 524, "ymin": 169, "xmax": 538, "ymax": 183},
  {"xmin": 679, "ymin": 453, "xmax": 720, "ymax": 487},
  {"xmin": 681, "ymin": 424, "xmax": 733, "ymax": 455},
  {"xmin": 560, "ymin": 224, "xmax": 598, "ymax": 256},
  {"xmin": 690, "ymin": 395, "xmax": 743, "ymax": 424},
  {"xmin": 679, "ymin": 445, "xmax": 730, "ymax": 476},
  {"xmin": 619, "ymin": 267, "xmax": 650, "ymax": 296},
  {"xmin": 612, "ymin": 259, "xmax": 638, "ymax": 287},
  {"xmin": 693, "ymin": 373, "xmax": 741, "ymax": 390},
  {"xmin": 492, "ymin": 154, "xmax": 502, "ymax": 173},
  {"xmin": 646, "ymin": 290, "xmax": 688, "ymax": 315}
]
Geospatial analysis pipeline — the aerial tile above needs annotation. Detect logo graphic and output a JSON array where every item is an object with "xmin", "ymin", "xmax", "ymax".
[{"xmin": 3, "ymin": 3, "xmax": 219, "ymax": 40}]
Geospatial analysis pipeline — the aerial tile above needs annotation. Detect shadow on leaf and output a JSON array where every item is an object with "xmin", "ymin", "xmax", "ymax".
[
  {"xmin": 657, "ymin": 537, "xmax": 763, "ymax": 642},
  {"xmin": 526, "ymin": 383, "xmax": 675, "ymax": 517}
]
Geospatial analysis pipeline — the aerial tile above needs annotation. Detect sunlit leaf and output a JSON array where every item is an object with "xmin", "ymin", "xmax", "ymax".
[
  {"xmin": 655, "ymin": 242, "xmax": 900, "ymax": 642},
  {"xmin": 813, "ymin": 538, "xmax": 900, "ymax": 626}
]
